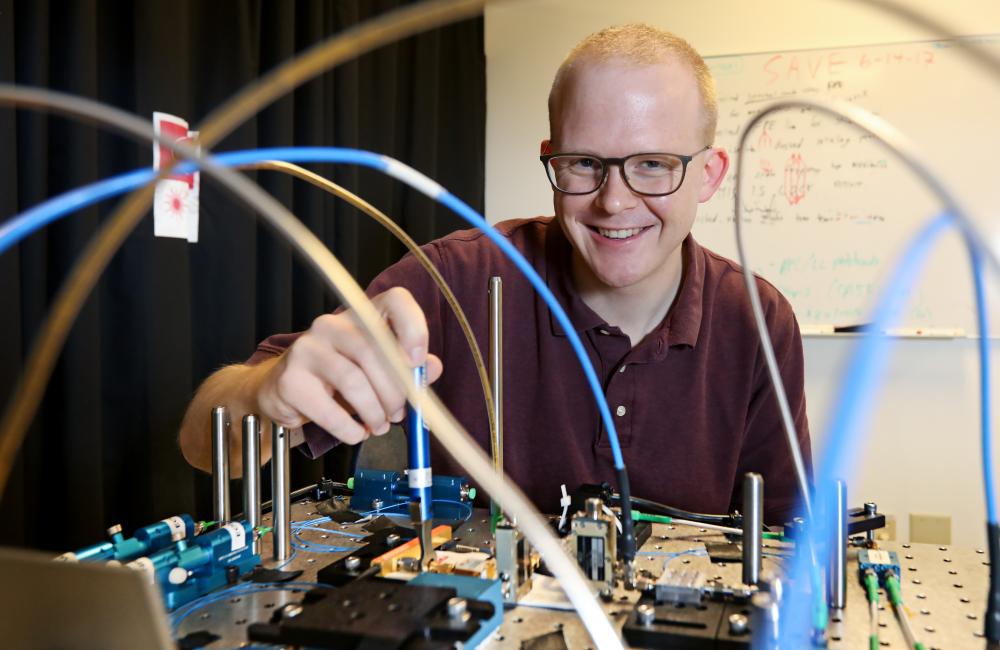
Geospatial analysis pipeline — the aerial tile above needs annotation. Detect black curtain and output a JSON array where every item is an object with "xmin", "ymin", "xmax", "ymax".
[{"xmin": 0, "ymin": 0, "xmax": 485, "ymax": 550}]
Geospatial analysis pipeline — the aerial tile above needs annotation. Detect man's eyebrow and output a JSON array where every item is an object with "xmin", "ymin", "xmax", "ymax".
[{"xmin": 553, "ymin": 149, "xmax": 604, "ymax": 156}]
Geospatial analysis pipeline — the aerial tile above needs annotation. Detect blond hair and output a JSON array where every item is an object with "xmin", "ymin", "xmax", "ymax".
[{"xmin": 548, "ymin": 24, "xmax": 718, "ymax": 144}]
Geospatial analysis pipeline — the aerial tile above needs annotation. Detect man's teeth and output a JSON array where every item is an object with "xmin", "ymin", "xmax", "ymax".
[{"xmin": 598, "ymin": 227, "xmax": 643, "ymax": 239}]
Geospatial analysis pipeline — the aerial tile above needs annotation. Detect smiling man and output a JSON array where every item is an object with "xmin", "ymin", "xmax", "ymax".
[{"xmin": 179, "ymin": 24, "xmax": 811, "ymax": 524}]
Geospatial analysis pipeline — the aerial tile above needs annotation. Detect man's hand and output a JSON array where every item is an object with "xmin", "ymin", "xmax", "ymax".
[{"xmin": 255, "ymin": 287, "xmax": 443, "ymax": 445}]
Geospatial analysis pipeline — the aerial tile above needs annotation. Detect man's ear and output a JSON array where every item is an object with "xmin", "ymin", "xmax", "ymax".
[
  {"xmin": 540, "ymin": 139, "xmax": 552, "ymax": 156},
  {"xmin": 697, "ymin": 147, "xmax": 730, "ymax": 203}
]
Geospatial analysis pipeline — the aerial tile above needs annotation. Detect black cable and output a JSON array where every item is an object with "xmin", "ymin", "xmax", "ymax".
[
  {"xmin": 987, "ymin": 522, "xmax": 1000, "ymax": 642},
  {"xmin": 237, "ymin": 480, "xmax": 352, "ymax": 519},
  {"xmin": 615, "ymin": 469, "xmax": 637, "ymax": 571},
  {"xmin": 613, "ymin": 493, "xmax": 738, "ymax": 528}
]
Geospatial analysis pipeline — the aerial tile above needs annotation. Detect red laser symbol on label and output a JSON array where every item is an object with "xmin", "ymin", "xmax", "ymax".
[
  {"xmin": 783, "ymin": 153, "xmax": 807, "ymax": 205},
  {"xmin": 165, "ymin": 186, "xmax": 187, "ymax": 219}
]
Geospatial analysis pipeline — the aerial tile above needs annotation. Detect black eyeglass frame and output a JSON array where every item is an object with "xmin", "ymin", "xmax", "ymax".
[{"xmin": 539, "ymin": 145, "xmax": 713, "ymax": 197}]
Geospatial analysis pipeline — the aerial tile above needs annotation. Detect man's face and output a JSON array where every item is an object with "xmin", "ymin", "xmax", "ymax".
[{"xmin": 548, "ymin": 57, "xmax": 727, "ymax": 292}]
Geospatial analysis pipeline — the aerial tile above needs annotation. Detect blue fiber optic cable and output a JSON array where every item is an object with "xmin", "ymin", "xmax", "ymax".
[
  {"xmin": 815, "ymin": 212, "xmax": 954, "ymax": 504},
  {"xmin": 971, "ymin": 242, "xmax": 997, "ymax": 524},
  {"xmin": 225, "ymin": 148, "xmax": 639, "ymax": 564},
  {"xmin": 290, "ymin": 499, "xmax": 474, "ymax": 555},
  {"xmin": 354, "ymin": 498, "xmax": 472, "ymax": 521},
  {"xmin": 1, "ymin": 145, "xmax": 637, "ymax": 561},
  {"xmin": 169, "ymin": 581, "xmax": 325, "ymax": 633},
  {"xmin": 291, "ymin": 524, "xmax": 366, "ymax": 538},
  {"xmin": 220, "ymin": 148, "xmax": 629, "ymax": 474},
  {"xmin": 780, "ymin": 214, "xmax": 999, "ymax": 646},
  {"xmin": 273, "ymin": 548, "xmax": 297, "ymax": 571},
  {"xmin": 0, "ymin": 168, "xmax": 155, "ymax": 256},
  {"xmin": 291, "ymin": 534, "xmax": 354, "ymax": 554},
  {"xmin": 779, "ymin": 212, "xmax": 954, "ymax": 645},
  {"xmin": 0, "ymin": 147, "xmax": 626, "ymax": 471},
  {"xmin": 971, "ymin": 239, "xmax": 1000, "ymax": 643}
]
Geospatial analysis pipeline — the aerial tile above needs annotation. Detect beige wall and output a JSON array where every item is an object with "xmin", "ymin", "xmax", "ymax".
[{"xmin": 485, "ymin": 0, "xmax": 1000, "ymax": 547}]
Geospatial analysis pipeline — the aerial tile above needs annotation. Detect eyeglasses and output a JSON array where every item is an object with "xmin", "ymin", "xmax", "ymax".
[{"xmin": 540, "ymin": 146, "xmax": 711, "ymax": 197}]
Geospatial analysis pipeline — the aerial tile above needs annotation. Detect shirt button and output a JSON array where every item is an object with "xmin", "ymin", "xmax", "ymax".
[{"xmin": 616, "ymin": 405, "xmax": 627, "ymax": 417}]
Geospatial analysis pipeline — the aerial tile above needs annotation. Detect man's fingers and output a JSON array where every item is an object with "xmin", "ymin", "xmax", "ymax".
[
  {"xmin": 263, "ymin": 289, "xmax": 438, "ymax": 443},
  {"xmin": 275, "ymin": 370, "xmax": 369, "ymax": 445},
  {"xmin": 324, "ymin": 320, "xmax": 409, "ymax": 423},
  {"xmin": 292, "ymin": 337, "xmax": 389, "ymax": 437},
  {"xmin": 371, "ymin": 287, "xmax": 430, "ymax": 365},
  {"xmin": 425, "ymin": 354, "xmax": 443, "ymax": 384},
  {"xmin": 385, "ymin": 353, "xmax": 443, "ymax": 424}
]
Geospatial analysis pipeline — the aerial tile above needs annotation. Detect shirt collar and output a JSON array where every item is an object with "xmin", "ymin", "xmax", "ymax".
[
  {"xmin": 543, "ymin": 220, "xmax": 706, "ymax": 350},
  {"xmin": 662, "ymin": 235, "xmax": 705, "ymax": 349}
]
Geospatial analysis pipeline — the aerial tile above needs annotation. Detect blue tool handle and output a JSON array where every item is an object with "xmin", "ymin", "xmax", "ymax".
[{"xmin": 407, "ymin": 365, "xmax": 433, "ymax": 521}]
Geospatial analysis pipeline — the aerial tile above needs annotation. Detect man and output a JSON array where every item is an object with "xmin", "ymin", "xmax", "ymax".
[{"xmin": 179, "ymin": 24, "xmax": 811, "ymax": 523}]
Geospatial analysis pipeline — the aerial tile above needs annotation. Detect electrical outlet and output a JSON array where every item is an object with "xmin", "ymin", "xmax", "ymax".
[{"xmin": 909, "ymin": 513, "xmax": 951, "ymax": 545}]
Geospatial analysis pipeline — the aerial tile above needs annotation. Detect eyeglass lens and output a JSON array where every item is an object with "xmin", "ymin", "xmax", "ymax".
[{"xmin": 546, "ymin": 154, "xmax": 687, "ymax": 195}]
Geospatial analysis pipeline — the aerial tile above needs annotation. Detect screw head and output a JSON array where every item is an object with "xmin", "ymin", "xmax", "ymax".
[
  {"xmin": 386, "ymin": 533, "xmax": 401, "ymax": 546},
  {"xmin": 447, "ymin": 597, "xmax": 468, "ymax": 620},
  {"xmin": 637, "ymin": 603, "xmax": 655, "ymax": 626},
  {"xmin": 167, "ymin": 567, "xmax": 188, "ymax": 585},
  {"xmin": 345, "ymin": 556, "xmax": 362, "ymax": 571},
  {"xmin": 729, "ymin": 613, "xmax": 749, "ymax": 635},
  {"xmin": 283, "ymin": 603, "xmax": 303, "ymax": 619}
]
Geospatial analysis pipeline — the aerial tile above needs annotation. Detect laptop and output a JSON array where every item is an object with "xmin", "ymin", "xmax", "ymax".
[{"xmin": 0, "ymin": 547, "xmax": 174, "ymax": 650}]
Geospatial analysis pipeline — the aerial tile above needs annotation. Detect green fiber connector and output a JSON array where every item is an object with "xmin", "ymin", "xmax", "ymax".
[
  {"xmin": 914, "ymin": 643, "xmax": 927, "ymax": 650},
  {"xmin": 863, "ymin": 570, "xmax": 880, "ymax": 603},
  {"xmin": 199, "ymin": 520, "xmax": 217, "ymax": 529},
  {"xmin": 257, "ymin": 526, "xmax": 272, "ymax": 535},
  {"xmin": 762, "ymin": 532, "xmax": 787, "ymax": 541},
  {"xmin": 347, "ymin": 476, "xmax": 354, "ymax": 490},
  {"xmin": 632, "ymin": 510, "xmax": 673, "ymax": 525},
  {"xmin": 869, "ymin": 635, "xmax": 879, "ymax": 650},
  {"xmin": 885, "ymin": 573, "xmax": 903, "ymax": 606},
  {"xmin": 468, "ymin": 487, "xmax": 476, "ymax": 500}
]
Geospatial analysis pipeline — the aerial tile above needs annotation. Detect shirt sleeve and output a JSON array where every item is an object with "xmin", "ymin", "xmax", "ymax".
[
  {"xmin": 730, "ymin": 289, "xmax": 813, "ymax": 525},
  {"xmin": 246, "ymin": 242, "xmax": 449, "ymax": 458}
]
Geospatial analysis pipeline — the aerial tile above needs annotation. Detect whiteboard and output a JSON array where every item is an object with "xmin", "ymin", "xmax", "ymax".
[{"xmin": 696, "ymin": 36, "xmax": 1000, "ymax": 335}]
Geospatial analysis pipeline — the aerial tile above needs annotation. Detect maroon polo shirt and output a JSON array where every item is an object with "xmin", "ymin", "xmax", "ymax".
[{"xmin": 249, "ymin": 217, "xmax": 811, "ymax": 523}]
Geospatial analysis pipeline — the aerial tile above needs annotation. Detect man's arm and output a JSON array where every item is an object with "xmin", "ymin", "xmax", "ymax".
[
  {"xmin": 178, "ymin": 357, "xmax": 280, "ymax": 476},
  {"xmin": 177, "ymin": 287, "xmax": 442, "ymax": 476}
]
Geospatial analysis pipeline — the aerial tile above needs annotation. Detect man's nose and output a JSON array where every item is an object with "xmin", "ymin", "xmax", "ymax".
[{"xmin": 594, "ymin": 165, "xmax": 638, "ymax": 215}]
